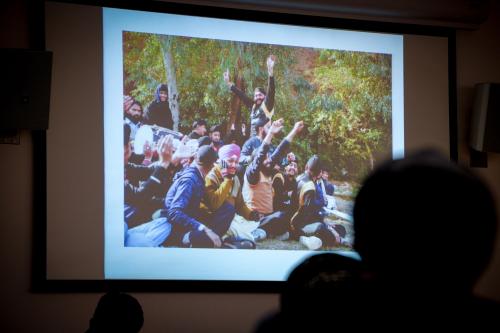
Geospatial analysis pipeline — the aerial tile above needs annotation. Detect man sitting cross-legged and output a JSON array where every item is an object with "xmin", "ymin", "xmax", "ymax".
[
  {"xmin": 162, "ymin": 145, "xmax": 223, "ymax": 248},
  {"xmin": 290, "ymin": 155, "xmax": 345, "ymax": 250}
]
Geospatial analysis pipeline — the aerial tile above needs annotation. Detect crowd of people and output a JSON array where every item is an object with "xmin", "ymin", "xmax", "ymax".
[{"xmin": 122, "ymin": 55, "xmax": 347, "ymax": 250}]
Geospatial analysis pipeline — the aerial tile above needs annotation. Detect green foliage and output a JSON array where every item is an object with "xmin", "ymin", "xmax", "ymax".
[
  {"xmin": 308, "ymin": 50, "xmax": 392, "ymax": 178},
  {"xmin": 123, "ymin": 32, "xmax": 166, "ymax": 107},
  {"xmin": 123, "ymin": 32, "xmax": 392, "ymax": 181}
]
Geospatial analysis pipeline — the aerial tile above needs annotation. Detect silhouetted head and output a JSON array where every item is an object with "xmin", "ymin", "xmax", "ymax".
[
  {"xmin": 280, "ymin": 253, "xmax": 365, "ymax": 330},
  {"xmin": 87, "ymin": 292, "xmax": 143, "ymax": 333},
  {"xmin": 353, "ymin": 149, "xmax": 497, "ymax": 294}
]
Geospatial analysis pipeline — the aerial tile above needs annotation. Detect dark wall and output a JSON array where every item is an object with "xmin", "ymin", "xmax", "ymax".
[{"xmin": 0, "ymin": 1, "xmax": 499, "ymax": 332}]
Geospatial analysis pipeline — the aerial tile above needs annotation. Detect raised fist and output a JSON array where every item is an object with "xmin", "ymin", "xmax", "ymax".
[
  {"xmin": 293, "ymin": 121, "xmax": 305, "ymax": 134},
  {"xmin": 123, "ymin": 95, "xmax": 133, "ymax": 112},
  {"xmin": 223, "ymin": 69, "xmax": 231, "ymax": 85},
  {"xmin": 269, "ymin": 118, "xmax": 284, "ymax": 135},
  {"xmin": 157, "ymin": 135, "xmax": 174, "ymax": 167},
  {"xmin": 267, "ymin": 55, "xmax": 276, "ymax": 76}
]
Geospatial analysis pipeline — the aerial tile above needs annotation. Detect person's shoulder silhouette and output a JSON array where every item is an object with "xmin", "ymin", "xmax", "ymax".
[
  {"xmin": 256, "ymin": 253, "xmax": 366, "ymax": 332},
  {"xmin": 86, "ymin": 292, "xmax": 144, "ymax": 333},
  {"xmin": 353, "ymin": 149, "xmax": 499, "ymax": 329}
]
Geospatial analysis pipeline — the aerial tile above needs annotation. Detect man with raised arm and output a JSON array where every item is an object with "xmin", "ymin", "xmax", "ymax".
[
  {"xmin": 239, "ymin": 117, "xmax": 269, "ymax": 167},
  {"xmin": 242, "ymin": 118, "xmax": 304, "ymax": 238},
  {"xmin": 224, "ymin": 55, "xmax": 276, "ymax": 136}
]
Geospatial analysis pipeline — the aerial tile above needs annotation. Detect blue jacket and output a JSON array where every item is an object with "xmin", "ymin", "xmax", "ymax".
[
  {"xmin": 240, "ymin": 136, "xmax": 277, "ymax": 166},
  {"xmin": 315, "ymin": 181, "xmax": 328, "ymax": 209},
  {"xmin": 323, "ymin": 180, "xmax": 335, "ymax": 196},
  {"xmin": 240, "ymin": 136, "xmax": 262, "ymax": 166},
  {"xmin": 163, "ymin": 166, "xmax": 205, "ymax": 235}
]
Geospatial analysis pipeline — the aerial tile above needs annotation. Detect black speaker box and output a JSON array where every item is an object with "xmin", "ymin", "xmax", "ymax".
[
  {"xmin": 470, "ymin": 83, "xmax": 500, "ymax": 153},
  {"xmin": 0, "ymin": 48, "xmax": 52, "ymax": 130}
]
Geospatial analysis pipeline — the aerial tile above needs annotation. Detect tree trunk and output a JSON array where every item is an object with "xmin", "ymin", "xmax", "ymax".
[
  {"xmin": 227, "ymin": 54, "xmax": 244, "ymax": 136},
  {"xmin": 365, "ymin": 142, "xmax": 375, "ymax": 170},
  {"xmin": 229, "ymin": 73, "xmax": 243, "ymax": 133},
  {"xmin": 158, "ymin": 35, "xmax": 180, "ymax": 131}
]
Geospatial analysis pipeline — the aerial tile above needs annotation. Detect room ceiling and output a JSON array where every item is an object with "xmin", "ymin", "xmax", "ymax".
[{"xmin": 158, "ymin": 0, "xmax": 491, "ymax": 29}]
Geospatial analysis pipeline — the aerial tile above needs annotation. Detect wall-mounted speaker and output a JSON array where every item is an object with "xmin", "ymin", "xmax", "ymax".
[
  {"xmin": 470, "ymin": 83, "xmax": 500, "ymax": 153},
  {"xmin": 0, "ymin": 49, "xmax": 52, "ymax": 130}
]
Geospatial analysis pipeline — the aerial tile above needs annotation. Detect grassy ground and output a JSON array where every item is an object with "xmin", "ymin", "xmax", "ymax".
[{"xmin": 256, "ymin": 185, "xmax": 355, "ymax": 251}]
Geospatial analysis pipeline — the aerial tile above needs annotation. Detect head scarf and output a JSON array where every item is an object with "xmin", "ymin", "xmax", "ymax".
[
  {"xmin": 154, "ymin": 83, "xmax": 168, "ymax": 103},
  {"xmin": 218, "ymin": 144, "xmax": 241, "ymax": 162}
]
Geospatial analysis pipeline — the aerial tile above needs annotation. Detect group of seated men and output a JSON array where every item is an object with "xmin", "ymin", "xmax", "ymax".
[{"xmin": 123, "ymin": 94, "xmax": 345, "ymax": 250}]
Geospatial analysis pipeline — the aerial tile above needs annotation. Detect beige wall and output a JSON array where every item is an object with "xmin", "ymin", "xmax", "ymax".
[
  {"xmin": 456, "ymin": 2, "xmax": 500, "ymax": 299},
  {"xmin": 404, "ymin": 34, "xmax": 449, "ymax": 155},
  {"xmin": 1, "ymin": 2, "xmax": 500, "ymax": 333}
]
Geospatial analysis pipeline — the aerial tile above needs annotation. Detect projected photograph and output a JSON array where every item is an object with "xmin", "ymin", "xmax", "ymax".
[
  {"xmin": 121, "ymin": 31, "xmax": 393, "ymax": 252},
  {"xmin": 104, "ymin": 8, "xmax": 403, "ymax": 280}
]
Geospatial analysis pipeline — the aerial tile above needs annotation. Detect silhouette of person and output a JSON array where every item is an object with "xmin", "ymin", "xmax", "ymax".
[
  {"xmin": 86, "ymin": 292, "xmax": 144, "ymax": 333},
  {"xmin": 255, "ymin": 253, "xmax": 366, "ymax": 332},
  {"xmin": 353, "ymin": 149, "xmax": 499, "ymax": 330}
]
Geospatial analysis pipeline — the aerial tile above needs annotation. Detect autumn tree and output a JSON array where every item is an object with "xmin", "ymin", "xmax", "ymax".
[{"xmin": 123, "ymin": 31, "xmax": 392, "ymax": 181}]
